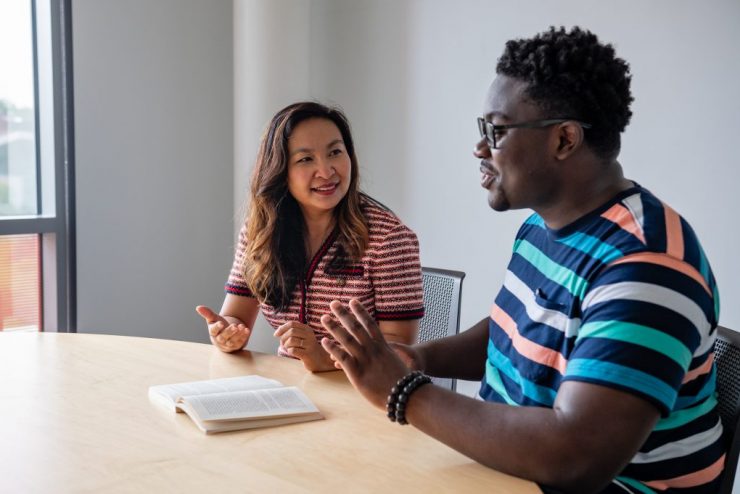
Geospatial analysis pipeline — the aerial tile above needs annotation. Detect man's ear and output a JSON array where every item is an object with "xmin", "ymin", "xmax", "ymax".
[{"xmin": 553, "ymin": 122, "xmax": 585, "ymax": 160}]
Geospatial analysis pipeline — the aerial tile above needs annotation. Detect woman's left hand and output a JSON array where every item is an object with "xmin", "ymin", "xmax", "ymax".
[{"xmin": 274, "ymin": 321, "xmax": 336, "ymax": 372}]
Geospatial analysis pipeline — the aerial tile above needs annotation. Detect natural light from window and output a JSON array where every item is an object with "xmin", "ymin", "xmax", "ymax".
[{"xmin": 0, "ymin": 0, "xmax": 41, "ymax": 331}]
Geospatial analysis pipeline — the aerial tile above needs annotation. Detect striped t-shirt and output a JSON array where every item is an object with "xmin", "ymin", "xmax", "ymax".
[
  {"xmin": 226, "ymin": 197, "xmax": 424, "ymax": 356},
  {"xmin": 480, "ymin": 185, "xmax": 725, "ymax": 492}
]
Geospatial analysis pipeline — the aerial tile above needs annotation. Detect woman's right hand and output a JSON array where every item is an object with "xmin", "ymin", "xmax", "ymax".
[{"xmin": 196, "ymin": 305, "xmax": 250, "ymax": 353}]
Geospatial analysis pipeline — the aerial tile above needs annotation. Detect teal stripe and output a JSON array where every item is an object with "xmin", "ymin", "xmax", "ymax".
[
  {"xmin": 557, "ymin": 232, "xmax": 624, "ymax": 264},
  {"xmin": 513, "ymin": 239, "xmax": 588, "ymax": 298},
  {"xmin": 487, "ymin": 340, "xmax": 557, "ymax": 405},
  {"xmin": 697, "ymin": 242, "xmax": 710, "ymax": 281},
  {"xmin": 577, "ymin": 321, "xmax": 692, "ymax": 370},
  {"xmin": 483, "ymin": 362, "xmax": 518, "ymax": 406},
  {"xmin": 566, "ymin": 358, "xmax": 677, "ymax": 410},
  {"xmin": 615, "ymin": 476, "xmax": 656, "ymax": 494},
  {"xmin": 524, "ymin": 214, "xmax": 545, "ymax": 227},
  {"xmin": 654, "ymin": 394, "xmax": 718, "ymax": 431},
  {"xmin": 713, "ymin": 285, "xmax": 720, "ymax": 323}
]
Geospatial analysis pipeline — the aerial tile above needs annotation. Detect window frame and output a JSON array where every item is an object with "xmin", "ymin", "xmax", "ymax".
[{"xmin": 0, "ymin": 0, "xmax": 76, "ymax": 332}]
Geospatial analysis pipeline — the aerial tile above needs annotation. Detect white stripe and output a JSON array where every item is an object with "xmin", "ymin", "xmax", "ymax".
[
  {"xmin": 630, "ymin": 419, "xmax": 723, "ymax": 464},
  {"xmin": 610, "ymin": 479, "xmax": 635, "ymax": 493},
  {"xmin": 622, "ymin": 193, "xmax": 645, "ymax": 235},
  {"xmin": 582, "ymin": 281, "xmax": 712, "ymax": 354},
  {"xmin": 503, "ymin": 271, "xmax": 581, "ymax": 337}
]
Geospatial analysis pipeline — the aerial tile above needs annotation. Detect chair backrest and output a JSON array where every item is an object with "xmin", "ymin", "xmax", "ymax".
[
  {"xmin": 419, "ymin": 267, "xmax": 465, "ymax": 391},
  {"xmin": 714, "ymin": 325, "xmax": 740, "ymax": 494}
]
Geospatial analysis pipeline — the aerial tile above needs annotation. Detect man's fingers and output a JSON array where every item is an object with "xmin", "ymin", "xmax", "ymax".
[
  {"xmin": 348, "ymin": 299, "xmax": 384, "ymax": 341},
  {"xmin": 321, "ymin": 313, "xmax": 363, "ymax": 356},
  {"xmin": 321, "ymin": 337, "xmax": 354, "ymax": 372},
  {"xmin": 328, "ymin": 300, "xmax": 372, "ymax": 346}
]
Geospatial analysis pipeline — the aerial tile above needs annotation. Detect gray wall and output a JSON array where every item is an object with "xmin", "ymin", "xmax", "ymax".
[{"xmin": 73, "ymin": 0, "xmax": 233, "ymax": 342}]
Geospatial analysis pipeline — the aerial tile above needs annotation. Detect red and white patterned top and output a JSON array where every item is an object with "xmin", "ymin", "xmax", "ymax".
[{"xmin": 225, "ymin": 198, "xmax": 424, "ymax": 356}]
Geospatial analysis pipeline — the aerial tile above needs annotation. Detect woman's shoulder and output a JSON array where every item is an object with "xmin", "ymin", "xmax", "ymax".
[{"xmin": 360, "ymin": 194, "xmax": 417, "ymax": 238}]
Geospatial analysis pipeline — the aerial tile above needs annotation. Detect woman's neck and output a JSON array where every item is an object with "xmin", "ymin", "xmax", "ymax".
[{"xmin": 302, "ymin": 210, "xmax": 335, "ymax": 258}]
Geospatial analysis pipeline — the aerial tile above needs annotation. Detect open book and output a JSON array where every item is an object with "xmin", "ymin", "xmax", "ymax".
[{"xmin": 148, "ymin": 375, "xmax": 323, "ymax": 434}]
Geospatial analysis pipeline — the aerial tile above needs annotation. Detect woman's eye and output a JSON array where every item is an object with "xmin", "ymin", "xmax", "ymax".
[
  {"xmin": 329, "ymin": 148, "xmax": 343, "ymax": 157},
  {"xmin": 296, "ymin": 156, "xmax": 313, "ymax": 164}
]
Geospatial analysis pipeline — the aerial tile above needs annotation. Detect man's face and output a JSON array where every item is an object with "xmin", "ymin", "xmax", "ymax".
[{"xmin": 476, "ymin": 76, "xmax": 561, "ymax": 212}]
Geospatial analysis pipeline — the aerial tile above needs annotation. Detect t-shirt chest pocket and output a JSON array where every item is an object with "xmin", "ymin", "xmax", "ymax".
[{"xmin": 517, "ymin": 287, "xmax": 577, "ymax": 384}]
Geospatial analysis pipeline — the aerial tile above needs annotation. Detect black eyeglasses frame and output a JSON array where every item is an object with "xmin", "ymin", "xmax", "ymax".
[{"xmin": 477, "ymin": 117, "xmax": 592, "ymax": 149}]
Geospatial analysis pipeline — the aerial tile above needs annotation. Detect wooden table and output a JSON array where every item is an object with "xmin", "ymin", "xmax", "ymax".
[{"xmin": 0, "ymin": 332, "xmax": 539, "ymax": 493}]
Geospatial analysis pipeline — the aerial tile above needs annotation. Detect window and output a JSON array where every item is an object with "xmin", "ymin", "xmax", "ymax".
[{"xmin": 0, "ymin": 0, "xmax": 75, "ymax": 332}]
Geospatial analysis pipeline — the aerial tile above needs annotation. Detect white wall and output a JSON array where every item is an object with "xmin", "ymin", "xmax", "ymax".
[
  {"xmin": 73, "ymin": 0, "xmax": 234, "ymax": 342},
  {"xmin": 301, "ymin": 0, "xmax": 740, "ymax": 337},
  {"xmin": 73, "ymin": 0, "xmax": 740, "ymax": 354}
]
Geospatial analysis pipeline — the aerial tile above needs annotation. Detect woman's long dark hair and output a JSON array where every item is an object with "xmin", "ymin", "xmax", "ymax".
[{"xmin": 242, "ymin": 102, "xmax": 369, "ymax": 310}]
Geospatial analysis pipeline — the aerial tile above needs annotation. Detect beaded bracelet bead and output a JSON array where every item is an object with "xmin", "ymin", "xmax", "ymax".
[
  {"xmin": 395, "ymin": 373, "xmax": 432, "ymax": 425},
  {"xmin": 386, "ymin": 371, "xmax": 423, "ymax": 422},
  {"xmin": 386, "ymin": 371, "xmax": 432, "ymax": 425}
]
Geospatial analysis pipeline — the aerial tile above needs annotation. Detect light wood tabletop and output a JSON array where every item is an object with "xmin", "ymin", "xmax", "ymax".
[{"xmin": 0, "ymin": 332, "xmax": 540, "ymax": 493}]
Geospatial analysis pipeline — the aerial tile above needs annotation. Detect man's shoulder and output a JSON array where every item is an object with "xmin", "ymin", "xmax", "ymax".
[{"xmin": 602, "ymin": 186, "xmax": 707, "ymax": 262}]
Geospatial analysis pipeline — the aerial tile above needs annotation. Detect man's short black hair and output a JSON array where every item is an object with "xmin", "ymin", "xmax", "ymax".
[{"xmin": 496, "ymin": 26, "xmax": 633, "ymax": 159}]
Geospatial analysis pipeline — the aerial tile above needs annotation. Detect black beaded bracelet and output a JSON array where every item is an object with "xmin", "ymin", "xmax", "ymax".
[
  {"xmin": 386, "ymin": 371, "xmax": 421, "ymax": 422},
  {"xmin": 386, "ymin": 371, "xmax": 432, "ymax": 425}
]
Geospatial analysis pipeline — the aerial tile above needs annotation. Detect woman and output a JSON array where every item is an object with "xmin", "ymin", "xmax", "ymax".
[{"xmin": 196, "ymin": 102, "xmax": 424, "ymax": 372}]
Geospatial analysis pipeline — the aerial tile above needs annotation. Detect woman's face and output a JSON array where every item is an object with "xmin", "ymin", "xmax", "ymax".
[{"xmin": 286, "ymin": 117, "xmax": 352, "ymax": 219}]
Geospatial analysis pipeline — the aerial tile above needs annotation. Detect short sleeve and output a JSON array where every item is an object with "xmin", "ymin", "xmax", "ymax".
[
  {"xmin": 370, "ymin": 224, "xmax": 424, "ymax": 320},
  {"xmin": 564, "ymin": 254, "xmax": 716, "ymax": 416},
  {"xmin": 225, "ymin": 223, "xmax": 255, "ymax": 298}
]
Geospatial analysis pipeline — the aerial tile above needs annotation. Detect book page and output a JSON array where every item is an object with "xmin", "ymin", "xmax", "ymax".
[
  {"xmin": 148, "ymin": 375, "xmax": 282, "ymax": 407},
  {"xmin": 182, "ymin": 387, "xmax": 319, "ymax": 421}
]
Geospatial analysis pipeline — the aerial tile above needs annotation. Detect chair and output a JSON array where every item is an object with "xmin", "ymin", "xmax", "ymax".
[
  {"xmin": 419, "ymin": 267, "xmax": 465, "ymax": 391},
  {"xmin": 714, "ymin": 325, "xmax": 740, "ymax": 494}
]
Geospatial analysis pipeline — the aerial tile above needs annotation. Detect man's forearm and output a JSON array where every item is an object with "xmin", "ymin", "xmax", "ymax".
[{"xmin": 417, "ymin": 317, "xmax": 489, "ymax": 380}]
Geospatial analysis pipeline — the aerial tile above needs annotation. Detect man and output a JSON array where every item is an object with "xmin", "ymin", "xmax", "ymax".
[{"xmin": 318, "ymin": 27, "xmax": 726, "ymax": 493}]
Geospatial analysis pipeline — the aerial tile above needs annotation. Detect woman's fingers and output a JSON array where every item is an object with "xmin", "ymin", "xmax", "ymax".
[
  {"xmin": 209, "ymin": 321, "xmax": 225, "ymax": 337},
  {"xmin": 215, "ymin": 324, "xmax": 247, "ymax": 351},
  {"xmin": 196, "ymin": 305, "xmax": 224, "ymax": 324}
]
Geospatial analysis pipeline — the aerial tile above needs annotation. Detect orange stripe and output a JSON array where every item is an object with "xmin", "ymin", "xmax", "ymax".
[
  {"xmin": 601, "ymin": 204, "xmax": 646, "ymax": 244},
  {"xmin": 490, "ymin": 304, "xmax": 568, "ymax": 374},
  {"xmin": 609, "ymin": 252, "xmax": 712, "ymax": 297},
  {"xmin": 682, "ymin": 353, "xmax": 714, "ymax": 384},
  {"xmin": 645, "ymin": 454, "xmax": 724, "ymax": 489},
  {"xmin": 663, "ymin": 203, "xmax": 684, "ymax": 259}
]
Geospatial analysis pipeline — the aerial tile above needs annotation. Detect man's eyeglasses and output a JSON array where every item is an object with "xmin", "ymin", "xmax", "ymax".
[{"xmin": 477, "ymin": 117, "xmax": 592, "ymax": 150}]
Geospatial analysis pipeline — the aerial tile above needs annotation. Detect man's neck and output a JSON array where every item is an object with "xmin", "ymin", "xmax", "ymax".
[{"xmin": 537, "ymin": 160, "xmax": 633, "ymax": 230}]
